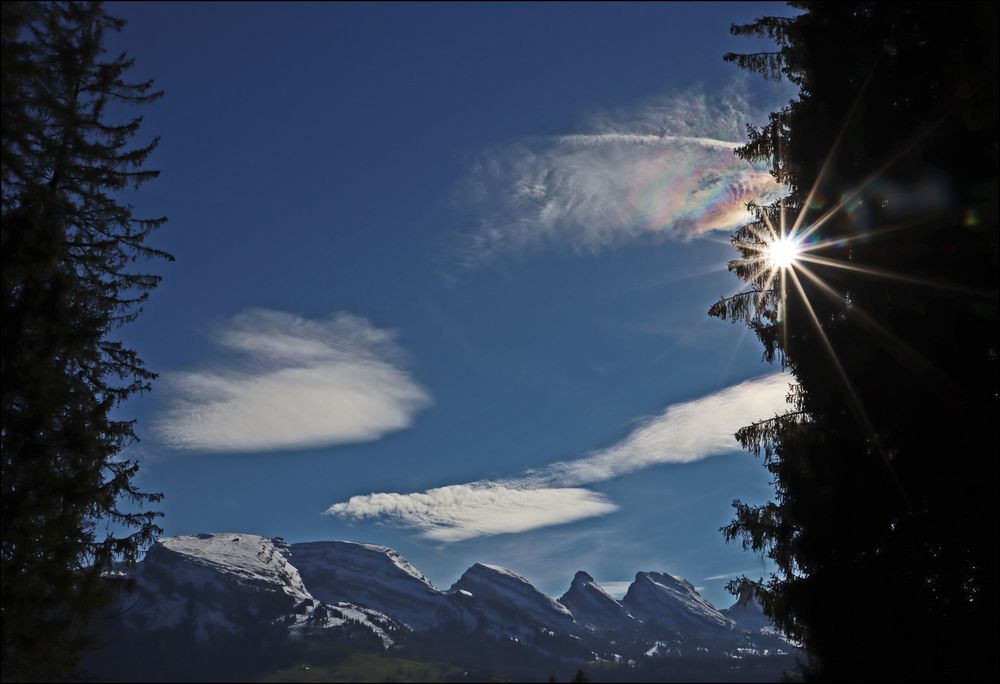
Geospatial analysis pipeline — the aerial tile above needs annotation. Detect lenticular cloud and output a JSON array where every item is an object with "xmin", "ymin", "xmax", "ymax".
[
  {"xmin": 156, "ymin": 310, "xmax": 430, "ymax": 452},
  {"xmin": 459, "ymin": 85, "xmax": 786, "ymax": 263},
  {"xmin": 328, "ymin": 484, "xmax": 619, "ymax": 543}
]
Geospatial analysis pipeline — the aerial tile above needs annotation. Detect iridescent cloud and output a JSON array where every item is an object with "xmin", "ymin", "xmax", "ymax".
[{"xmin": 458, "ymin": 85, "xmax": 786, "ymax": 264}]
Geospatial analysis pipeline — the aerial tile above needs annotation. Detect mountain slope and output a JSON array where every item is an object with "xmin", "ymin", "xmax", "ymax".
[
  {"xmin": 289, "ymin": 540, "xmax": 450, "ymax": 630},
  {"xmin": 449, "ymin": 563, "xmax": 578, "ymax": 637},
  {"xmin": 722, "ymin": 597, "xmax": 774, "ymax": 634},
  {"xmin": 622, "ymin": 571, "xmax": 735, "ymax": 638},
  {"xmin": 86, "ymin": 534, "xmax": 400, "ymax": 681},
  {"xmin": 121, "ymin": 533, "xmax": 314, "ymax": 641}
]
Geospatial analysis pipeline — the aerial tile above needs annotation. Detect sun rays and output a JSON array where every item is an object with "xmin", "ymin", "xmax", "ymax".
[{"xmin": 708, "ymin": 94, "xmax": 997, "ymax": 511}]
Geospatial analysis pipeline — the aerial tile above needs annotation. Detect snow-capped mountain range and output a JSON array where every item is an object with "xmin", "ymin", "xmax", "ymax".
[{"xmin": 88, "ymin": 533, "xmax": 793, "ymax": 680}]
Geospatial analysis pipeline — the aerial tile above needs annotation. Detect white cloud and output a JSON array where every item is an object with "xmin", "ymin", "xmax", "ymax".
[
  {"xmin": 329, "ymin": 484, "xmax": 618, "ymax": 543},
  {"xmin": 459, "ymin": 84, "xmax": 786, "ymax": 263},
  {"xmin": 156, "ymin": 310, "xmax": 430, "ymax": 452},
  {"xmin": 533, "ymin": 372, "xmax": 792, "ymax": 486},
  {"xmin": 326, "ymin": 373, "xmax": 792, "ymax": 540}
]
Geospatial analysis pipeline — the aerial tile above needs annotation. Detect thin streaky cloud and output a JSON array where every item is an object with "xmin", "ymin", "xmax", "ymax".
[
  {"xmin": 156, "ymin": 310, "xmax": 430, "ymax": 453},
  {"xmin": 702, "ymin": 569, "xmax": 765, "ymax": 582},
  {"xmin": 327, "ymin": 373, "xmax": 792, "ymax": 541}
]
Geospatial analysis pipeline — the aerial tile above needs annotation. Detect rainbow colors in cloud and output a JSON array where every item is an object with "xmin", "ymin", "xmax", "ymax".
[{"xmin": 460, "ymin": 88, "xmax": 786, "ymax": 262}]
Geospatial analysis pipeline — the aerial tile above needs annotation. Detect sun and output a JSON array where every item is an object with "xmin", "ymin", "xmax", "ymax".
[{"xmin": 767, "ymin": 235, "xmax": 802, "ymax": 269}]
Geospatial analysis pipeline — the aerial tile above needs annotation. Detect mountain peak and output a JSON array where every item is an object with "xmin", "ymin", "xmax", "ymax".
[
  {"xmin": 456, "ymin": 562, "xmax": 562, "ymax": 601},
  {"xmin": 469, "ymin": 562, "xmax": 530, "ymax": 581},
  {"xmin": 623, "ymin": 570, "xmax": 734, "ymax": 636},
  {"xmin": 559, "ymin": 570, "xmax": 634, "ymax": 632},
  {"xmin": 451, "ymin": 562, "xmax": 575, "ymax": 636},
  {"xmin": 635, "ymin": 570, "xmax": 691, "ymax": 588},
  {"xmin": 293, "ymin": 540, "xmax": 435, "ymax": 586}
]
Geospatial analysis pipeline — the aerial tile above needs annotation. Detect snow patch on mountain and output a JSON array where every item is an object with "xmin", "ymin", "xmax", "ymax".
[
  {"xmin": 159, "ymin": 533, "xmax": 311, "ymax": 599},
  {"xmin": 289, "ymin": 601, "xmax": 398, "ymax": 647}
]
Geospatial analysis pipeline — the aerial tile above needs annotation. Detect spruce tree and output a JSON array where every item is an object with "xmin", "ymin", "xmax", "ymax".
[
  {"xmin": 710, "ymin": 3, "xmax": 998, "ymax": 680},
  {"xmin": 1, "ymin": 2, "xmax": 169, "ymax": 679}
]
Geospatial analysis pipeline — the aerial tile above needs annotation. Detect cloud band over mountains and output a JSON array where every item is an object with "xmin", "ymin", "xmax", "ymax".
[
  {"xmin": 156, "ymin": 310, "xmax": 430, "ymax": 452},
  {"xmin": 327, "ymin": 372, "xmax": 792, "ymax": 541}
]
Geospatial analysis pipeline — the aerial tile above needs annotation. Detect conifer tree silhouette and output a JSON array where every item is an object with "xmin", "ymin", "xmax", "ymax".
[
  {"xmin": 2, "ymin": 2, "xmax": 170, "ymax": 679},
  {"xmin": 711, "ymin": 3, "xmax": 998, "ymax": 680}
]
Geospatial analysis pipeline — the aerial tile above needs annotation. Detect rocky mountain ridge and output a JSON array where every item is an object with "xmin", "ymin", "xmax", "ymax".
[{"xmin": 86, "ymin": 533, "xmax": 795, "ymax": 681}]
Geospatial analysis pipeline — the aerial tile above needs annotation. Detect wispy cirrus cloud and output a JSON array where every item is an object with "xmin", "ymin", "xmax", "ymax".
[
  {"xmin": 156, "ymin": 310, "xmax": 430, "ymax": 453},
  {"xmin": 458, "ymin": 83, "xmax": 786, "ymax": 264},
  {"xmin": 702, "ymin": 569, "xmax": 765, "ymax": 582},
  {"xmin": 327, "ymin": 373, "xmax": 792, "ymax": 541}
]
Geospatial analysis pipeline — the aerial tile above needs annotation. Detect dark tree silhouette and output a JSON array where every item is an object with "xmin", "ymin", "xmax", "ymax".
[
  {"xmin": 1, "ymin": 2, "xmax": 169, "ymax": 679},
  {"xmin": 710, "ymin": 2, "xmax": 998, "ymax": 681}
]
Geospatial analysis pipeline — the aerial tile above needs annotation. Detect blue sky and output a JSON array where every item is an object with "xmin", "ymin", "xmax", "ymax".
[{"xmin": 104, "ymin": 1, "xmax": 798, "ymax": 607}]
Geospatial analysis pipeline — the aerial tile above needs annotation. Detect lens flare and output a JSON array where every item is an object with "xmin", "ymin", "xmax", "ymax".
[{"xmin": 767, "ymin": 235, "xmax": 802, "ymax": 269}]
